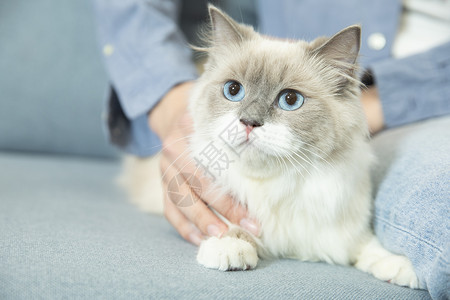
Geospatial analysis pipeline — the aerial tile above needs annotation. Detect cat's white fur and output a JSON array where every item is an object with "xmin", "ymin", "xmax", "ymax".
[
  {"xmin": 120, "ymin": 5, "xmax": 420, "ymax": 289},
  {"xmin": 118, "ymin": 154, "xmax": 163, "ymax": 214}
]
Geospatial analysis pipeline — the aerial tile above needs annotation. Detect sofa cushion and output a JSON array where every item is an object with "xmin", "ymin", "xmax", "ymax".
[
  {"xmin": 0, "ymin": 0, "xmax": 117, "ymax": 158},
  {"xmin": 0, "ymin": 152, "xmax": 431, "ymax": 299}
]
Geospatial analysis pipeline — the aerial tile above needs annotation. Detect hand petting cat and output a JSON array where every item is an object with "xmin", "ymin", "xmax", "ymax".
[
  {"xmin": 148, "ymin": 81, "xmax": 260, "ymax": 246},
  {"xmin": 148, "ymin": 79, "xmax": 383, "ymax": 247}
]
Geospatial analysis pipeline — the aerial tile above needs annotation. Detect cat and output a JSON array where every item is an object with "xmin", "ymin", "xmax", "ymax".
[{"xmin": 121, "ymin": 5, "xmax": 420, "ymax": 289}]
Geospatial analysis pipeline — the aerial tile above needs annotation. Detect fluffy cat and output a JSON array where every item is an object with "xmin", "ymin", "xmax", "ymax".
[{"xmin": 121, "ymin": 5, "xmax": 420, "ymax": 289}]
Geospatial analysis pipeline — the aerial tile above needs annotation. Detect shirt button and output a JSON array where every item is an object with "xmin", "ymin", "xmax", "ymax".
[
  {"xmin": 367, "ymin": 33, "xmax": 386, "ymax": 51},
  {"xmin": 103, "ymin": 44, "xmax": 114, "ymax": 56}
]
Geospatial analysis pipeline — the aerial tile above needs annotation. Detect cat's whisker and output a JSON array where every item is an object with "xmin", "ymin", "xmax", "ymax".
[
  {"xmin": 274, "ymin": 155, "xmax": 285, "ymax": 173},
  {"xmin": 280, "ymin": 156, "xmax": 290, "ymax": 175},
  {"xmin": 303, "ymin": 150, "xmax": 337, "ymax": 174},
  {"xmin": 275, "ymin": 154, "xmax": 289, "ymax": 173},
  {"xmin": 288, "ymin": 152, "xmax": 313, "ymax": 177},
  {"xmin": 274, "ymin": 153, "xmax": 290, "ymax": 176},
  {"xmin": 260, "ymin": 138, "xmax": 320, "ymax": 176},
  {"xmin": 292, "ymin": 140, "xmax": 338, "ymax": 167},
  {"xmin": 254, "ymin": 139, "xmax": 290, "ymax": 171},
  {"xmin": 285, "ymin": 156, "xmax": 306, "ymax": 181},
  {"xmin": 295, "ymin": 140, "xmax": 330, "ymax": 158},
  {"xmin": 298, "ymin": 145, "xmax": 338, "ymax": 173},
  {"xmin": 250, "ymin": 137, "xmax": 317, "ymax": 177},
  {"xmin": 284, "ymin": 153, "xmax": 309, "ymax": 179},
  {"xmin": 291, "ymin": 150, "xmax": 322, "ymax": 174},
  {"xmin": 297, "ymin": 148, "xmax": 315, "ymax": 165}
]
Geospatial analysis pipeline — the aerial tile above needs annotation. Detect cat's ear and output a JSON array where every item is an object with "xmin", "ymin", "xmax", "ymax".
[
  {"xmin": 208, "ymin": 4, "xmax": 248, "ymax": 46},
  {"xmin": 312, "ymin": 25, "xmax": 361, "ymax": 69}
]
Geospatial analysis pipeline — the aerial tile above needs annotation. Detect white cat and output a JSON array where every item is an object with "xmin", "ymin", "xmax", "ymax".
[{"xmin": 121, "ymin": 5, "xmax": 420, "ymax": 289}]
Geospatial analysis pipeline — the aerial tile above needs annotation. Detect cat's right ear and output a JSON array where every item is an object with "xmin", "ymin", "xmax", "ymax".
[
  {"xmin": 311, "ymin": 25, "xmax": 361, "ymax": 73},
  {"xmin": 208, "ymin": 4, "xmax": 248, "ymax": 46}
]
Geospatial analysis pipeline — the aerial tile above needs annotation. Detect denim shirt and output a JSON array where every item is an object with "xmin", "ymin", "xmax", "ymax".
[{"xmin": 94, "ymin": 0, "xmax": 450, "ymax": 156}]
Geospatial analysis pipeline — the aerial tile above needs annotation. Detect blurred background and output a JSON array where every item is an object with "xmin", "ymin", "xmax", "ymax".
[
  {"xmin": 0, "ymin": 0, "xmax": 254, "ymax": 160},
  {"xmin": 0, "ymin": 0, "xmax": 117, "ymax": 158}
]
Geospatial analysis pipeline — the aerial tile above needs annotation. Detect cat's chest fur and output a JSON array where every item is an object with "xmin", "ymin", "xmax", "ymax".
[{"xmin": 220, "ymin": 139, "xmax": 373, "ymax": 265}]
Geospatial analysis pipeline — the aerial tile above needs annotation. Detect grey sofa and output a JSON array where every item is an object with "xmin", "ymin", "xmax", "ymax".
[{"xmin": 0, "ymin": 1, "xmax": 433, "ymax": 299}]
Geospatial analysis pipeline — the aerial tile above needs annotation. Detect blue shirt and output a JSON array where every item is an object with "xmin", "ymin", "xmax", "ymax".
[{"xmin": 94, "ymin": 0, "xmax": 450, "ymax": 156}]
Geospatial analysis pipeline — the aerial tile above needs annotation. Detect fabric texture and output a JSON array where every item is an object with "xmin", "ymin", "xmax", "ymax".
[
  {"xmin": 370, "ymin": 41, "xmax": 450, "ymax": 129},
  {"xmin": 0, "ymin": 151, "xmax": 432, "ymax": 299},
  {"xmin": 371, "ymin": 116, "xmax": 450, "ymax": 300},
  {"xmin": 0, "ymin": 0, "xmax": 117, "ymax": 158}
]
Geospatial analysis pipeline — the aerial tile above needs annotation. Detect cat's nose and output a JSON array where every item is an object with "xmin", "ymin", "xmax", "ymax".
[
  {"xmin": 240, "ymin": 119, "xmax": 263, "ymax": 138},
  {"xmin": 239, "ymin": 118, "xmax": 263, "ymax": 128}
]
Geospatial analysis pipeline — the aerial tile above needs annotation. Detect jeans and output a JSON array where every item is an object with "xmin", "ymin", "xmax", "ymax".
[{"xmin": 371, "ymin": 116, "xmax": 450, "ymax": 300}]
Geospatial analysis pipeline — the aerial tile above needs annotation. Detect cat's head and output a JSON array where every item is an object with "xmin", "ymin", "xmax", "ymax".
[{"xmin": 189, "ymin": 5, "xmax": 368, "ymax": 179}]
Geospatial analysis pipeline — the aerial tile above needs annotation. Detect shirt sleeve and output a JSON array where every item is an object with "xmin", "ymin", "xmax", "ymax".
[
  {"xmin": 94, "ymin": 0, "xmax": 198, "ymax": 156},
  {"xmin": 369, "ymin": 41, "xmax": 450, "ymax": 129}
]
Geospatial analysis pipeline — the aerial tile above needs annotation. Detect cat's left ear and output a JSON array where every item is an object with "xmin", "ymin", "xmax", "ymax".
[{"xmin": 312, "ymin": 25, "xmax": 361, "ymax": 70}]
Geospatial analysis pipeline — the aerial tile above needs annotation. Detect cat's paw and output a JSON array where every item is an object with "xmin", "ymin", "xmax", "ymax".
[
  {"xmin": 197, "ymin": 236, "xmax": 258, "ymax": 271},
  {"xmin": 356, "ymin": 253, "xmax": 419, "ymax": 289}
]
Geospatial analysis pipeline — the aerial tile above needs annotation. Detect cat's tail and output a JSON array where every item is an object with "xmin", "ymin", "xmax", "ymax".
[{"xmin": 117, "ymin": 154, "xmax": 164, "ymax": 214}]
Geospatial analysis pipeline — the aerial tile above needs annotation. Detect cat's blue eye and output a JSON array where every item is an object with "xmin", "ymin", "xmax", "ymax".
[
  {"xmin": 223, "ymin": 80, "xmax": 245, "ymax": 102},
  {"xmin": 278, "ymin": 90, "xmax": 304, "ymax": 111}
]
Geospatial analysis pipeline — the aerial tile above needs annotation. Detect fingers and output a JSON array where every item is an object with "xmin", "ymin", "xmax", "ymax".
[
  {"xmin": 160, "ymin": 128, "xmax": 244, "ymax": 224},
  {"xmin": 161, "ymin": 155, "xmax": 228, "ymax": 238},
  {"xmin": 203, "ymin": 191, "xmax": 260, "ymax": 236},
  {"xmin": 159, "ymin": 110, "xmax": 260, "ymax": 242},
  {"xmin": 162, "ymin": 187, "xmax": 203, "ymax": 246},
  {"xmin": 200, "ymin": 190, "xmax": 245, "ymax": 225},
  {"xmin": 161, "ymin": 153, "xmax": 260, "ymax": 238},
  {"xmin": 214, "ymin": 196, "xmax": 260, "ymax": 236}
]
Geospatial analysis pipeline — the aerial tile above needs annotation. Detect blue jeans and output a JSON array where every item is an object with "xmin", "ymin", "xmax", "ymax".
[{"xmin": 371, "ymin": 116, "xmax": 450, "ymax": 300}]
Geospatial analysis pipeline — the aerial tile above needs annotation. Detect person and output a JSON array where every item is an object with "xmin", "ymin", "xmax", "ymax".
[{"xmin": 94, "ymin": 0, "xmax": 450, "ymax": 298}]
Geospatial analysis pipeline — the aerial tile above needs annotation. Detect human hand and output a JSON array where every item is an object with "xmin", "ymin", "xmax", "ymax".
[
  {"xmin": 149, "ymin": 82, "xmax": 260, "ymax": 245},
  {"xmin": 361, "ymin": 86, "xmax": 384, "ymax": 134}
]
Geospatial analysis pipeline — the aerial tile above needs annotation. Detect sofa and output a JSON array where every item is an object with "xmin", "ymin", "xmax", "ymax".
[{"xmin": 0, "ymin": 1, "xmax": 435, "ymax": 298}]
